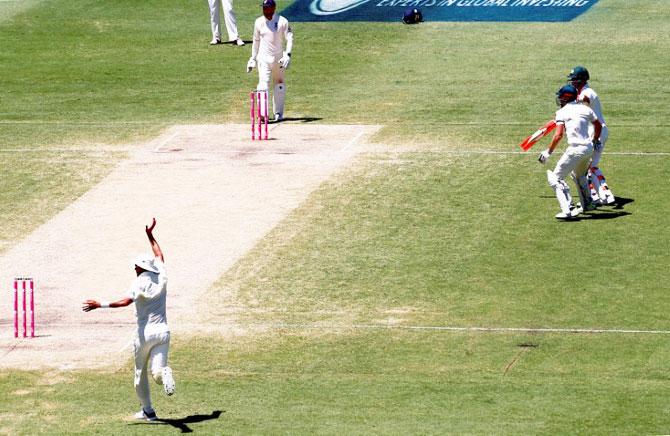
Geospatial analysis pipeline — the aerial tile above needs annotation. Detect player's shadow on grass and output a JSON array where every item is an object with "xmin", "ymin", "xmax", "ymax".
[
  {"xmin": 581, "ymin": 210, "xmax": 632, "ymax": 220},
  {"xmin": 612, "ymin": 196, "xmax": 634, "ymax": 210},
  {"xmin": 222, "ymin": 39, "xmax": 252, "ymax": 45},
  {"xmin": 539, "ymin": 195, "xmax": 634, "ymax": 220},
  {"xmin": 272, "ymin": 116, "xmax": 322, "ymax": 123},
  {"xmin": 131, "ymin": 410, "xmax": 223, "ymax": 433},
  {"xmin": 582, "ymin": 196, "xmax": 634, "ymax": 219}
]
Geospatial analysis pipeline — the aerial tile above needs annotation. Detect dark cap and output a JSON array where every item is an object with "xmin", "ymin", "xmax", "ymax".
[
  {"xmin": 567, "ymin": 66, "xmax": 589, "ymax": 82},
  {"xmin": 556, "ymin": 84, "xmax": 578, "ymax": 103},
  {"xmin": 262, "ymin": 0, "xmax": 276, "ymax": 7}
]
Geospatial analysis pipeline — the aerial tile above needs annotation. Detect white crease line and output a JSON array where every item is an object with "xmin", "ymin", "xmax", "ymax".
[
  {"xmin": 340, "ymin": 129, "xmax": 367, "ymax": 153},
  {"xmin": 364, "ymin": 150, "xmax": 670, "ymax": 157},
  {"xmin": 274, "ymin": 323, "xmax": 670, "ymax": 335},
  {"xmin": 0, "ymin": 120, "xmax": 167, "ymax": 125},
  {"xmin": 152, "ymin": 131, "xmax": 180, "ymax": 153},
  {"xmin": 1, "ymin": 120, "xmax": 668, "ymax": 127},
  {"xmin": 605, "ymin": 152, "xmax": 670, "ymax": 156},
  {"xmin": 3, "ymin": 146, "xmax": 669, "ymax": 157},
  {"xmin": 0, "ymin": 148, "xmax": 128, "ymax": 153}
]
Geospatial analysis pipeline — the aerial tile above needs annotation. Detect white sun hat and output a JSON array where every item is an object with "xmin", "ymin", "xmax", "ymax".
[{"xmin": 133, "ymin": 253, "xmax": 160, "ymax": 273}]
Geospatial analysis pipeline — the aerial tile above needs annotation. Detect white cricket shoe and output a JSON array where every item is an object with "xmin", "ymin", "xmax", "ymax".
[
  {"xmin": 235, "ymin": 38, "xmax": 245, "ymax": 46},
  {"xmin": 555, "ymin": 209, "xmax": 580, "ymax": 220},
  {"xmin": 134, "ymin": 408, "xmax": 157, "ymax": 421},
  {"xmin": 162, "ymin": 367, "xmax": 175, "ymax": 396},
  {"xmin": 274, "ymin": 113, "xmax": 283, "ymax": 122},
  {"xmin": 604, "ymin": 195, "xmax": 616, "ymax": 205},
  {"xmin": 210, "ymin": 38, "xmax": 222, "ymax": 45}
]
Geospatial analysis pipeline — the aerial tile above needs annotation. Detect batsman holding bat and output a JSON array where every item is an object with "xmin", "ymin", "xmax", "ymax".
[
  {"xmin": 82, "ymin": 218, "xmax": 175, "ymax": 421},
  {"xmin": 538, "ymin": 85, "xmax": 602, "ymax": 220}
]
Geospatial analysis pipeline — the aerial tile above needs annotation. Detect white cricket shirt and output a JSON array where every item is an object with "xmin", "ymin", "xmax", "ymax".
[
  {"xmin": 128, "ymin": 258, "xmax": 169, "ymax": 335},
  {"xmin": 578, "ymin": 84, "xmax": 606, "ymax": 125},
  {"xmin": 555, "ymin": 101, "xmax": 599, "ymax": 147},
  {"xmin": 252, "ymin": 14, "xmax": 293, "ymax": 64}
]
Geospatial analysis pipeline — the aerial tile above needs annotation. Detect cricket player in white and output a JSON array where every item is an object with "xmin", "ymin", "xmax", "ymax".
[
  {"xmin": 568, "ymin": 66, "xmax": 615, "ymax": 205},
  {"xmin": 82, "ymin": 218, "xmax": 175, "ymax": 421},
  {"xmin": 539, "ymin": 85, "xmax": 603, "ymax": 219},
  {"xmin": 208, "ymin": 0, "xmax": 244, "ymax": 46},
  {"xmin": 246, "ymin": 0, "xmax": 293, "ymax": 122}
]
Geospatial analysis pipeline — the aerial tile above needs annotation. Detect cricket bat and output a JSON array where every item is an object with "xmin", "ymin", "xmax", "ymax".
[{"xmin": 519, "ymin": 120, "xmax": 556, "ymax": 151}]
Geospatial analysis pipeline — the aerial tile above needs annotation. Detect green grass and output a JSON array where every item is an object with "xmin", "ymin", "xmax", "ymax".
[
  {"xmin": 1, "ymin": 0, "xmax": 669, "ymax": 434},
  {"xmin": 217, "ymin": 153, "xmax": 670, "ymax": 329},
  {"xmin": 3, "ymin": 332, "xmax": 670, "ymax": 434},
  {"xmin": 0, "ymin": 148, "xmax": 124, "ymax": 253}
]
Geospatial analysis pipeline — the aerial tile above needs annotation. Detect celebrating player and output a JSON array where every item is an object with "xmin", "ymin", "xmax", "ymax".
[
  {"xmin": 538, "ymin": 85, "xmax": 603, "ymax": 219},
  {"xmin": 567, "ymin": 66, "xmax": 615, "ymax": 205},
  {"xmin": 82, "ymin": 218, "xmax": 175, "ymax": 421},
  {"xmin": 246, "ymin": 0, "xmax": 293, "ymax": 122}
]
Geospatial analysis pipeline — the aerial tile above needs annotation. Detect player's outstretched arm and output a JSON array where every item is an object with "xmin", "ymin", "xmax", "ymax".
[
  {"xmin": 145, "ymin": 218, "xmax": 164, "ymax": 262},
  {"xmin": 82, "ymin": 298, "xmax": 133, "ymax": 312}
]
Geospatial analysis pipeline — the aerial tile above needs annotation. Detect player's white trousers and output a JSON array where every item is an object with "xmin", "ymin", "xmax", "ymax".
[
  {"xmin": 209, "ymin": 0, "xmax": 239, "ymax": 41},
  {"xmin": 588, "ymin": 124, "xmax": 615, "ymax": 202},
  {"xmin": 133, "ymin": 330, "xmax": 170, "ymax": 410},
  {"xmin": 549, "ymin": 144, "xmax": 593, "ymax": 212},
  {"xmin": 256, "ymin": 61, "xmax": 285, "ymax": 116},
  {"xmin": 554, "ymin": 144, "xmax": 593, "ymax": 180}
]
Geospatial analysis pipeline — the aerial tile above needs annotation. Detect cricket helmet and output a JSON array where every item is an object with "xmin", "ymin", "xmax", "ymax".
[
  {"xmin": 567, "ymin": 66, "xmax": 590, "ymax": 83},
  {"xmin": 556, "ymin": 84, "xmax": 578, "ymax": 106},
  {"xmin": 402, "ymin": 8, "xmax": 423, "ymax": 24}
]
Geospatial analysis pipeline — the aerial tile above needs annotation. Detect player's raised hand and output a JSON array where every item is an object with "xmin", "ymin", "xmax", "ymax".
[{"xmin": 145, "ymin": 217, "xmax": 156, "ymax": 236}]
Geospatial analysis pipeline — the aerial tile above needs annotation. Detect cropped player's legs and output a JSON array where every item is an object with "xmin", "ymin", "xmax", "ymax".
[
  {"xmin": 256, "ymin": 62, "xmax": 273, "ymax": 119},
  {"xmin": 148, "ymin": 332, "xmax": 175, "ymax": 396},
  {"xmin": 588, "ymin": 126, "xmax": 615, "ymax": 204},
  {"xmin": 571, "ymin": 172, "xmax": 592, "ymax": 210},
  {"xmin": 571, "ymin": 151, "xmax": 593, "ymax": 210},
  {"xmin": 256, "ymin": 61, "xmax": 271, "ymax": 92},
  {"xmin": 221, "ymin": 0, "xmax": 239, "ymax": 41},
  {"xmin": 549, "ymin": 145, "xmax": 592, "ymax": 217},
  {"xmin": 133, "ymin": 338, "xmax": 153, "ymax": 412},
  {"xmin": 271, "ymin": 63, "xmax": 286, "ymax": 120},
  {"xmin": 208, "ymin": 0, "xmax": 221, "ymax": 42},
  {"xmin": 590, "ymin": 167, "xmax": 615, "ymax": 204},
  {"xmin": 547, "ymin": 170, "xmax": 572, "ymax": 216}
]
